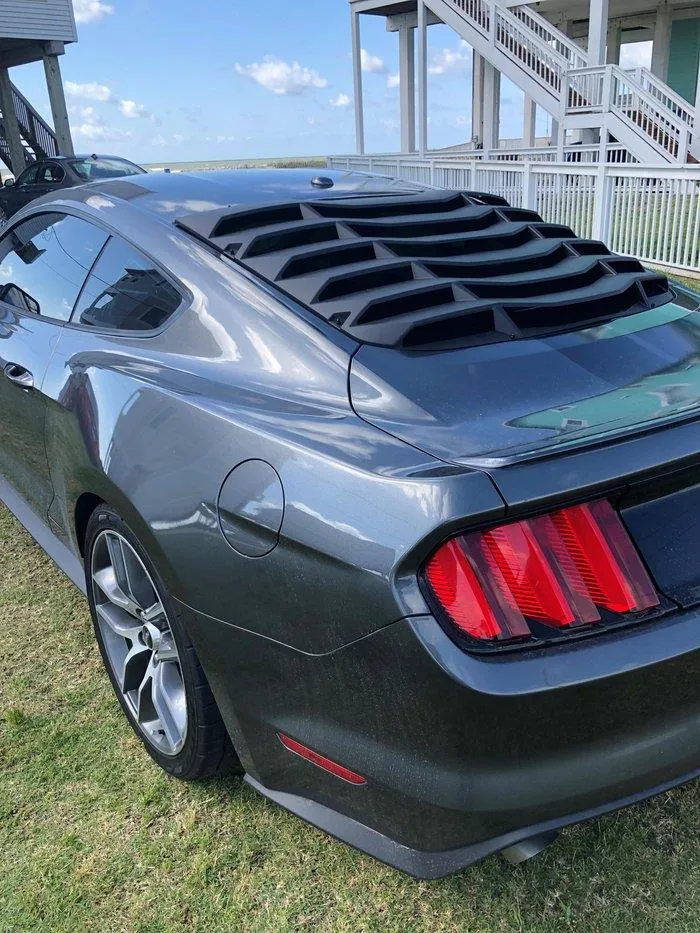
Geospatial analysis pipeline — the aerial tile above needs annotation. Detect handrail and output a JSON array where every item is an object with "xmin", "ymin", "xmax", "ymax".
[
  {"xmin": 564, "ymin": 64, "xmax": 694, "ymax": 161},
  {"xmin": 633, "ymin": 67, "xmax": 695, "ymax": 125},
  {"xmin": 508, "ymin": 4, "xmax": 588, "ymax": 70},
  {"xmin": 8, "ymin": 82, "xmax": 58, "ymax": 159}
]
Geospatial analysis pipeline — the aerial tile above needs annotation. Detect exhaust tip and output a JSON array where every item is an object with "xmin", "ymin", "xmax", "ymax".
[{"xmin": 501, "ymin": 830, "xmax": 559, "ymax": 866}]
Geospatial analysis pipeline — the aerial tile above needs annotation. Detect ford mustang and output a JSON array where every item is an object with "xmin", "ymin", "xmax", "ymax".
[{"xmin": 2, "ymin": 167, "xmax": 700, "ymax": 877}]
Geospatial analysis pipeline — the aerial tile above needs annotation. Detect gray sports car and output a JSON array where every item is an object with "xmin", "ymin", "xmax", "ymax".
[{"xmin": 3, "ymin": 167, "xmax": 700, "ymax": 878}]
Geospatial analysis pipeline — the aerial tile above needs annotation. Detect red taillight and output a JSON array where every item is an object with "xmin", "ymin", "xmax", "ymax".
[
  {"xmin": 425, "ymin": 499, "xmax": 659, "ymax": 645},
  {"xmin": 278, "ymin": 733, "xmax": 367, "ymax": 785}
]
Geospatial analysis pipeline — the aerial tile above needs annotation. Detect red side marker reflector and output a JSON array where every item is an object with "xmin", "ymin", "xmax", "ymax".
[{"xmin": 278, "ymin": 733, "xmax": 366, "ymax": 785}]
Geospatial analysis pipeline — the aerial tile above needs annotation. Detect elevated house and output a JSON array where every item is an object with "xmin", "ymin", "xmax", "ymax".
[
  {"xmin": 346, "ymin": 0, "xmax": 700, "ymax": 163},
  {"xmin": 0, "ymin": 0, "xmax": 76, "ymax": 175},
  {"xmin": 330, "ymin": 0, "xmax": 700, "ymax": 272}
]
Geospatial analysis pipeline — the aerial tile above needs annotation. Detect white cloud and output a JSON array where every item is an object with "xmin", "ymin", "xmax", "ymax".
[
  {"xmin": 387, "ymin": 72, "xmax": 400, "ymax": 89},
  {"xmin": 216, "ymin": 134, "xmax": 236, "ymax": 143},
  {"xmin": 71, "ymin": 104, "xmax": 131, "ymax": 141},
  {"xmin": 619, "ymin": 41, "xmax": 652, "ymax": 69},
  {"xmin": 428, "ymin": 41, "xmax": 471, "ymax": 76},
  {"xmin": 329, "ymin": 93, "xmax": 351, "ymax": 108},
  {"xmin": 361, "ymin": 49, "xmax": 386, "ymax": 74},
  {"xmin": 172, "ymin": 133, "xmax": 185, "ymax": 144},
  {"xmin": 66, "ymin": 80, "xmax": 113, "ymax": 102},
  {"xmin": 235, "ymin": 56, "xmax": 328, "ymax": 95},
  {"xmin": 73, "ymin": 0, "xmax": 114, "ymax": 23},
  {"xmin": 151, "ymin": 134, "xmax": 168, "ymax": 146},
  {"xmin": 72, "ymin": 121, "xmax": 131, "ymax": 141},
  {"xmin": 119, "ymin": 99, "xmax": 149, "ymax": 119}
]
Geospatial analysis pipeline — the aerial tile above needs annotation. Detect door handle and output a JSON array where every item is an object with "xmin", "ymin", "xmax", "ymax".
[{"xmin": 4, "ymin": 362, "xmax": 34, "ymax": 389}]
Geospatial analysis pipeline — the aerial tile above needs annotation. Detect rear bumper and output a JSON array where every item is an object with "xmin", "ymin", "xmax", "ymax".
[
  {"xmin": 180, "ymin": 601, "xmax": 700, "ymax": 876},
  {"xmin": 246, "ymin": 765, "xmax": 700, "ymax": 879}
]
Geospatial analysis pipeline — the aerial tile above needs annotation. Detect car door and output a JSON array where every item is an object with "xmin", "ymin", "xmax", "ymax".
[
  {"xmin": 2, "ymin": 163, "xmax": 45, "ymax": 216},
  {"xmin": 0, "ymin": 211, "xmax": 108, "ymax": 517}
]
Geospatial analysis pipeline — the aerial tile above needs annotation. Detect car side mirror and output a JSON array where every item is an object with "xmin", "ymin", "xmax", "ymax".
[{"xmin": 3, "ymin": 178, "xmax": 14, "ymax": 187}]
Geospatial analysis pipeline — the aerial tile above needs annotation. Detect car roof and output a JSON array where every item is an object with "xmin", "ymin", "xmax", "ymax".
[
  {"xmin": 47, "ymin": 154, "xmax": 137, "ymax": 162},
  {"xmin": 58, "ymin": 168, "xmax": 427, "ymax": 221}
]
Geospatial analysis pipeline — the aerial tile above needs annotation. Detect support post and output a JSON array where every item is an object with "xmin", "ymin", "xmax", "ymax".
[
  {"xmin": 351, "ymin": 10, "xmax": 365, "ymax": 155},
  {"xmin": 42, "ymin": 51, "xmax": 73, "ymax": 156},
  {"xmin": 417, "ymin": 0, "xmax": 428, "ymax": 157},
  {"xmin": 651, "ymin": 4, "xmax": 671, "ymax": 82},
  {"xmin": 471, "ymin": 52, "xmax": 484, "ymax": 145},
  {"xmin": 523, "ymin": 96, "xmax": 536, "ymax": 148},
  {"xmin": 522, "ymin": 161, "xmax": 535, "ymax": 211},
  {"xmin": 0, "ymin": 67, "xmax": 26, "ymax": 174},
  {"xmin": 606, "ymin": 20, "xmax": 621, "ymax": 65},
  {"xmin": 592, "ymin": 164, "xmax": 611, "ymax": 241},
  {"xmin": 587, "ymin": 0, "xmax": 610, "ymax": 67},
  {"xmin": 482, "ymin": 61, "xmax": 500, "ymax": 153},
  {"xmin": 398, "ymin": 25, "xmax": 415, "ymax": 153}
]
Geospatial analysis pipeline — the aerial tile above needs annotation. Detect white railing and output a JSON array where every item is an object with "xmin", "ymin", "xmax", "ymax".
[
  {"xmin": 508, "ymin": 4, "xmax": 588, "ymax": 71},
  {"xmin": 633, "ymin": 68, "xmax": 696, "ymax": 127},
  {"xmin": 326, "ymin": 155, "xmax": 700, "ymax": 273},
  {"xmin": 566, "ymin": 66, "xmax": 606, "ymax": 112},
  {"xmin": 565, "ymin": 64, "xmax": 695, "ymax": 162},
  {"xmin": 442, "ymin": 0, "xmax": 696, "ymax": 165},
  {"xmin": 446, "ymin": 0, "xmax": 580, "ymax": 100}
]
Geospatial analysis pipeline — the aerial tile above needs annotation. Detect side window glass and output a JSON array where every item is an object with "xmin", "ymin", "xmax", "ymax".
[
  {"xmin": 17, "ymin": 165, "xmax": 39, "ymax": 186},
  {"xmin": 0, "ymin": 213, "xmax": 108, "ymax": 321},
  {"xmin": 73, "ymin": 237, "xmax": 182, "ymax": 331},
  {"xmin": 42, "ymin": 164, "xmax": 65, "ymax": 184}
]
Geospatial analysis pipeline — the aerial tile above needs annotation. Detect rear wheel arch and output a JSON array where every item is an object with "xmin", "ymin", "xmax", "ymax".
[
  {"xmin": 75, "ymin": 492, "xmax": 105, "ymax": 556},
  {"xmin": 72, "ymin": 487, "xmax": 181, "ymax": 600}
]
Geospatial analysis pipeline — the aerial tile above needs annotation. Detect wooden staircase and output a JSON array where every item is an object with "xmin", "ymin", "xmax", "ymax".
[
  {"xmin": 429, "ymin": 0, "xmax": 697, "ymax": 164},
  {"xmin": 0, "ymin": 81, "xmax": 58, "ymax": 172}
]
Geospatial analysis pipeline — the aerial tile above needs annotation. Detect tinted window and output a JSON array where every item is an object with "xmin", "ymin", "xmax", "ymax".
[
  {"xmin": 40, "ymin": 163, "xmax": 65, "ymax": 184},
  {"xmin": 73, "ymin": 237, "xmax": 181, "ymax": 331},
  {"xmin": 16, "ymin": 165, "xmax": 39, "ymax": 186},
  {"xmin": 69, "ymin": 158, "xmax": 144, "ymax": 181},
  {"xmin": 0, "ymin": 213, "xmax": 108, "ymax": 320}
]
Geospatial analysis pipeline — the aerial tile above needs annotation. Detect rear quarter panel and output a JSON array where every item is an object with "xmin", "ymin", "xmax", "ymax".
[{"xmin": 42, "ymin": 217, "xmax": 504, "ymax": 653}]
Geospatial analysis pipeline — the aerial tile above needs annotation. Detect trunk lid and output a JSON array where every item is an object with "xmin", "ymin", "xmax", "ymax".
[{"xmin": 350, "ymin": 292, "xmax": 700, "ymax": 469}]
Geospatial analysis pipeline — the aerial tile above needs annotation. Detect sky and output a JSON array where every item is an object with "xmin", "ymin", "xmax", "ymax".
[{"xmin": 12, "ymin": 0, "xmax": 653, "ymax": 165}]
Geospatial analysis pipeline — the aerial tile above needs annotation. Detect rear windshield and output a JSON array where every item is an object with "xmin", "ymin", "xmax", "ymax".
[{"xmin": 69, "ymin": 158, "xmax": 145, "ymax": 181}]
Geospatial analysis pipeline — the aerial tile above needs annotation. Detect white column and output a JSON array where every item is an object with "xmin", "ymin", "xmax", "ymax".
[
  {"xmin": 43, "ymin": 52, "xmax": 74, "ymax": 156},
  {"xmin": 523, "ymin": 96, "xmax": 536, "ymax": 147},
  {"xmin": 351, "ymin": 10, "xmax": 365, "ymax": 155},
  {"xmin": 651, "ymin": 4, "xmax": 672, "ymax": 82},
  {"xmin": 587, "ymin": 0, "xmax": 610, "ymax": 67},
  {"xmin": 693, "ymin": 55, "xmax": 700, "ymax": 154},
  {"xmin": 417, "ymin": 0, "xmax": 428, "ymax": 157},
  {"xmin": 482, "ymin": 61, "xmax": 500, "ymax": 152},
  {"xmin": 606, "ymin": 20, "xmax": 621, "ymax": 65},
  {"xmin": 399, "ymin": 26, "xmax": 416, "ymax": 153},
  {"xmin": 471, "ymin": 52, "xmax": 484, "ymax": 145},
  {"xmin": 0, "ymin": 68, "xmax": 26, "ymax": 174}
]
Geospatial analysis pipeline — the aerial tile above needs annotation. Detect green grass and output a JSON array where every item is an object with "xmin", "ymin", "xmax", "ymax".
[{"xmin": 2, "ymin": 432, "xmax": 700, "ymax": 928}]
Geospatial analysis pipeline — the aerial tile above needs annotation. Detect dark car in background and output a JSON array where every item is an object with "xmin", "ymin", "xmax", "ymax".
[
  {"xmin": 2, "ymin": 167, "xmax": 700, "ymax": 878},
  {"xmin": 0, "ymin": 154, "xmax": 145, "ymax": 222}
]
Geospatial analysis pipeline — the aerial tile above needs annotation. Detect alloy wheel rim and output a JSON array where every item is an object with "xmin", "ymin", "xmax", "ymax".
[{"xmin": 91, "ymin": 530, "xmax": 187, "ymax": 756}]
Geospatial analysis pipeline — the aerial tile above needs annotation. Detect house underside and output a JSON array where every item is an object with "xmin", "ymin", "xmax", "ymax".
[{"xmin": 0, "ymin": 0, "xmax": 76, "ymax": 175}]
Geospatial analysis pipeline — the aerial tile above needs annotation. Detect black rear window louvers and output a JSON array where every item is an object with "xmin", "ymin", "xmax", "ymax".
[{"xmin": 175, "ymin": 191, "xmax": 673, "ymax": 350}]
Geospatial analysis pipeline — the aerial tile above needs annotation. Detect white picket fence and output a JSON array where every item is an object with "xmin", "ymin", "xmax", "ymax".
[{"xmin": 327, "ymin": 155, "xmax": 700, "ymax": 273}]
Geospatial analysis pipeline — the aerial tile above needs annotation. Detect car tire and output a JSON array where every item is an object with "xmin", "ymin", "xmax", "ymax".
[{"xmin": 84, "ymin": 503, "xmax": 242, "ymax": 781}]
